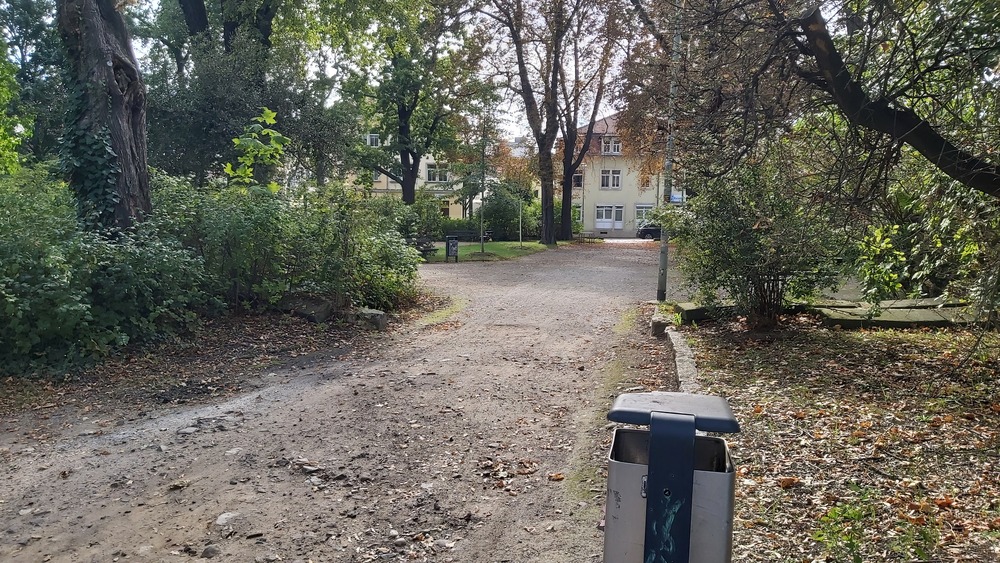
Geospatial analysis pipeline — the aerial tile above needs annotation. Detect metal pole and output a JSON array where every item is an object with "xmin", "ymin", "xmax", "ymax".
[
  {"xmin": 480, "ymin": 119, "xmax": 487, "ymax": 254},
  {"xmin": 656, "ymin": 1, "xmax": 684, "ymax": 302},
  {"xmin": 519, "ymin": 199, "xmax": 523, "ymax": 248}
]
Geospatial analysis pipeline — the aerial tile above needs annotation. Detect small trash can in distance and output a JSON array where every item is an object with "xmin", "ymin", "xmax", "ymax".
[
  {"xmin": 445, "ymin": 235, "xmax": 459, "ymax": 262},
  {"xmin": 604, "ymin": 392, "xmax": 740, "ymax": 563}
]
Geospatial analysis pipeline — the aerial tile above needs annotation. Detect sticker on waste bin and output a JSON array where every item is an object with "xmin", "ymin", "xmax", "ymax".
[{"xmin": 446, "ymin": 238, "xmax": 458, "ymax": 257}]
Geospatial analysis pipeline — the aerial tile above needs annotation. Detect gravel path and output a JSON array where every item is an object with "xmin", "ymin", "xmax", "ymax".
[{"xmin": 1, "ymin": 242, "xmax": 685, "ymax": 562}]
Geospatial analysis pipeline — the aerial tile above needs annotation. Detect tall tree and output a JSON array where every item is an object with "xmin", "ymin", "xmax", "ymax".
[
  {"xmin": 621, "ymin": 0, "xmax": 1000, "ymax": 312},
  {"xmin": 347, "ymin": 0, "xmax": 484, "ymax": 204},
  {"xmin": 484, "ymin": 0, "xmax": 584, "ymax": 244},
  {"xmin": 57, "ymin": 0, "xmax": 150, "ymax": 229},
  {"xmin": 1, "ymin": 0, "xmax": 66, "ymax": 160},
  {"xmin": 132, "ymin": 0, "xmax": 363, "ymax": 185},
  {"xmin": 623, "ymin": 0, "xmax": 1000, "ymax": 200},
  {"xmin": 0, "ymin": 40, "xmax": 22, "ymax": 173},
  {"xmin": 556, "ymin": 0, "xmax": 618, "ymax": 240}
]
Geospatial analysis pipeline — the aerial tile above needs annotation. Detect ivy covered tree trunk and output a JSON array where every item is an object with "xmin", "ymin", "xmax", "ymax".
[{"xmin": 57, "ymin": 0, "xmax": 151, "ymax": 230}]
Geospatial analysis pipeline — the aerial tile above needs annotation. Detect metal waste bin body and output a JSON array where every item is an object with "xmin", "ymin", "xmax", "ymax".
[
  {"xmin": 604, "ymin": 429, "xmax": 735, "ymax": 563},
  {"xmin": 604, "ymin": 392, "xmax": 740, "ymax": 563},
  {"xmin": 445, "ymin": 235, "xmax": 459, "ymax": 262}
]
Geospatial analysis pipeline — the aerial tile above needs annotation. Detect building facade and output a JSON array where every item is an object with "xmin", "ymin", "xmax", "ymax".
[
  {"xmin": 363, "ymin": 134, "xmax": 468, "ymax": 218},
  {"xmin": 571, "ymin": 115, "xmax": 682, "ymax": 238}
]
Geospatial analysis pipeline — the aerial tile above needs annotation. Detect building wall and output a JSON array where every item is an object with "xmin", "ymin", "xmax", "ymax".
[
  {"xmin": 366, "ymin": 156, "xmax": 467, "ymax": 218},
  {"xmin": 573, "ymin": 154, "xmax": 659, "ymax": 238}
]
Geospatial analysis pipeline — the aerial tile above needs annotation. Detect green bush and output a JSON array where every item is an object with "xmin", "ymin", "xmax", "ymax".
[
  {"xmin": 0, "ymin": 166, "xmax": 211, "ymax": 374},
  {"xmin": 346, "ymin": 228, "xmax": 420, "ymax": 311},
  {"xmin": 151, "ymin": 173, "xmax": 421, "ymax": 312},
  {"xmin": 481, "ymin": 182, "xmax": 531, "ymax": 241},
  {"xmin": 665, "ymin": 156, "xmax": 842, "ymax": 330},
  {"xmin": 440, "ymin": 216, "xmax": 476, "ymax": 236}
]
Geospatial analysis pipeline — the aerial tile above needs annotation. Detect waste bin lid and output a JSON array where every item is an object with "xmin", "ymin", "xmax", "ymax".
[{"xmin": 608, "ymin": 392, "xmax": 740, "ymax": 433}]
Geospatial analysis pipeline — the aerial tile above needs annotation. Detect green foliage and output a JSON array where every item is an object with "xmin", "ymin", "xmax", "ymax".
[
  {"xmin": 58, "ymin": 78, "xmax": 121, "ymax": 230},
  {"xmin": 480, "ymin": 181, "xmax": 529, "ymax": 240},
  {"xmin": 811, "ymin": 486, "xmax": 877, "ymax": 563},
  {"xmin": 440, "ymin": 216, "xmax": 476, "ymax": 236},
  {"xmin": 223, "ymin": 107, "xmax": 289, "ymax": 194},
  {"xmin": 856, "ymin": 225, "xmax": 907, "ymax": 308},
  {"xmin": 0, "ymin": 166, "xmax": 210, "ymax": 374},
  {"xmin": 148, "ymin": 113, "xmax": 422, "ymax": 312},
  {"xmin": 347, "ymin": 227, "xmax": 420, "ymax": 311},
  {"xmin": 2, "ymin": 0, "xmax": 64, "ymax": 162},
  {"xmin": 0, "ymin": 43, "xmax": 22, "ymax": 173},
  {"xmin": 668, "ymin": 156, "xmax": 842, "ymax": 330},
  {"xmin": 405, "ymin": 191, "xmax": 446, "ymax": 238},
  {"xmin": 854, "ymin": 150, "xmax": 1000, "ymax": 316},
  {"xmin": 342, "ymin": 0, "xmax": 487, "ymax": 201},
  {"xmin": 151, "ymin": 171, "xmax": 422, "ymax": 312},
  {"xmin": 522, "ymin": 198, "xmax": 544, "ymax": 239}
]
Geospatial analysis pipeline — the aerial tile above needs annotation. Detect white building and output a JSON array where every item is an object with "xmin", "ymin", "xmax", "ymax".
[
  {"xmin": 364, "ymin": 134, "xmax": 468, "ymax": 218},
  {"xmin": 571, "ymin": 114, "xmax": 683, "ymax": 237}
]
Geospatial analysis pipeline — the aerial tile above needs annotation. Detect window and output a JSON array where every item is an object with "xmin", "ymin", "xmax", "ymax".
[
  {"xmin": 600, "ymin": 169, "xmax": 622, "ymax": 189},
  {"xmin": 635, "ymin": 204, "xmax": 654, "ymax": 223},
  {"xmin": 596, "ymin": 205, "xmax": 614, "ymax": 229},
  {"xmin": 601, "ymin": 136, "xmax": 621, "ymax": 155},
  {"xmin": 440, "ymin": 206, "xmax": 450, "ymax": 217},
  {"xmin": 373, "ymin": 170, "xmax": 382, "ymax": 182},
  {"xmin": 572, "ymin": 173, "xmax": 583, "ymax": 188},
  {"xmin": 427, "ymin": 164, "xmax": 448, "ymax": 182},
  {"xmin": 366, "ymin": 133, "xmax": 380, "ymax": 147},
  {"xmin": 595, "ymin": 205, "xmax": 625, "ymax": 230}
]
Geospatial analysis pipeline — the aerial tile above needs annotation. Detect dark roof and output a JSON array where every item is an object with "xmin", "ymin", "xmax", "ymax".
[{"xmin": 576, "ymin": 113, "xmax": 619, "ymax": 136}]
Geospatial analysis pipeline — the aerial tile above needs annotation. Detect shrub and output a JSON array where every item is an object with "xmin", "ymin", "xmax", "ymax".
[
  {"xmin": 666, "ymin": 157, "xmax": 842, "ymax": 330},
  {"xmin": 441, "ymin": 216, "xmax": 476, "ymax": 236},
  {"xmin": 0, "ymin": 166, "xmax": 211, "ymax": 374},
  {"xmin": 481, "ymin": 182, "xmax": 529, "ymax": 241},
  {"xmin": 151, "ymin": 173, "xmax": 421, "ymax": 312}
]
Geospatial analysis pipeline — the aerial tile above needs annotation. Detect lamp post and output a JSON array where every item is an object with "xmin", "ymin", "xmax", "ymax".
[
  {"xmin": 480, "ymin": 119, "xmax": 487, "ymax": 254},
  {"xmin": 656, "ymin": 1, "xmax": 683, "ymax": 302},
  {"xmin": 580, "ymin": 163, "xmax": 587, "ymax": 235}
]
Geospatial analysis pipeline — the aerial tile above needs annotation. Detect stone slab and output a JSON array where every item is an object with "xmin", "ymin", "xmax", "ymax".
[
  {"xmin": 817, "ymin": 307, "xmax": 976, "ymax": 329},
  {"xmin": 650, "ymin": 313, "xmax": 669, "ymax": 337},
  {"xmin": 879, "ymin": 297, "xmax": 966, "ymax": 309}
]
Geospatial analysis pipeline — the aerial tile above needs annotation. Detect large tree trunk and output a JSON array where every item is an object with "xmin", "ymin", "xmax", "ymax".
[
  {"xmin": 57, "ymin": 0, "xmax": 151, "ymax": 230},
  {"xmin": 559, "ymin": 175, "xmax": 573, "ymax": 240},
  {"xmin": 400, "ymin": 151, "xmax": 419, "ymax": 205},
  {"xmin": 558, "ymin": 129, "xmax": 577, "ymax": 241},
  {"xmin": 177, "ymin": 0, "xmax": 209, "ymax": 36},
  {"xmin": 537, "ymin": 150, "xmax": 555, "ymax": 244}
]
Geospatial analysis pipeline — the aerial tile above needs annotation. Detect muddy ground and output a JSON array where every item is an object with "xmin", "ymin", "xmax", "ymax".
[{"xmin": 1, "ymin": 242, "xmax": 686, "ymax": 562}]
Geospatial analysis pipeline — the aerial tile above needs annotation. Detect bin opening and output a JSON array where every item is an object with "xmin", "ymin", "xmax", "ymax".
[{"xmin": 609, "ymin": 428, "xmax": 731, "ymax": 473}]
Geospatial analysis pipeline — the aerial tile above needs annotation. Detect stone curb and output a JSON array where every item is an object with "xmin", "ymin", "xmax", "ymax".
[
  {"xmin": 650, "ymin": 312, "xmax": 700, "ymax": 394},
  {"xmin": 666, "ymin": 327, "xmax": 701, "ymax": 394}
]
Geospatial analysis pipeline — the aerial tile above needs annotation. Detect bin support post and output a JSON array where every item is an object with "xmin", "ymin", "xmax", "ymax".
[{"xmin": 645, "ymin": 412, "xmax": 696, "ymax": 563}]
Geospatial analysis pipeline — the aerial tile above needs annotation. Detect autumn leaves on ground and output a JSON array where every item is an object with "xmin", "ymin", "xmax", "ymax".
[{"xmin": 686, "ymin": 317, "xmax": 1000, "ymax": 562}]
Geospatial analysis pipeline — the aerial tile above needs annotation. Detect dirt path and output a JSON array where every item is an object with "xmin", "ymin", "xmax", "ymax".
[{"xmin": 1, "ymin": 243, "xmax": 684, "ymax": 562}]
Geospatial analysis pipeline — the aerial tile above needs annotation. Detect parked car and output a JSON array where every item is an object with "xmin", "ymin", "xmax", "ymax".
[{"xmin": 636, "ymin": 223, "xmax": 662, "ymax": 239}]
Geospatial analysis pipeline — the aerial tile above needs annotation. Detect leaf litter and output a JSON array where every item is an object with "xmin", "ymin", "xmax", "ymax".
[{"xmin": 681, "ymin": 314, "xmax": 999, "ymax": 562}]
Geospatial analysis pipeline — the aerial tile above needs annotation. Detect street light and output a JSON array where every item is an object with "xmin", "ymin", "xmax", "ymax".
[{"xmin": 579, "ymin": 163, "xmax": 587, "ymax": 235}]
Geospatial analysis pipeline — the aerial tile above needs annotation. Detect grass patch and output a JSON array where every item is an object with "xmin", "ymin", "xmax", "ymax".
[
  {"xmin": 682, "ymin": 315, "xmax": 1000, "ymax": 561},
  {"xmin": 414, "ymin": 296, "xmax": 469, "ymax": 329},
  {"xmin": 614, "ymin": 307, "xmax": 638, "ymax": 336},
  {"xmin": 422, "ymin": 241, "xmax": 547, "ymax": 262}
]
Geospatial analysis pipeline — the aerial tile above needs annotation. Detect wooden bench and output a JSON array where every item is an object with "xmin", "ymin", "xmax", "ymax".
[
  {"xmin": 407, "ymin": 237, "xmax": 438, "ymax": 258},
  {"xmin": 577, "ymin": 231, "xmax": 601, "ymax": 243},
  {"xmin": 447, "ymin": 230, "xmax": 492, "ymax": 242}
]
